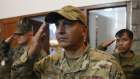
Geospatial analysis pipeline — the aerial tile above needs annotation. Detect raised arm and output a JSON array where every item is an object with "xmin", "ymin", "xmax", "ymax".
[
  {"xmin": 96, "ymin": 39, "xmax": 116, "ymax": 51},
  {"xmin": 28, "ymin": 22, "xmax": 48, "ymax": 56},
  {"xmin": 102, "ymin": 39, "xmax": 116, "ymax": 48},
  {"xmin": 5, "ymin": 34, "xmax": 16, "ymax": 43},
  {"xmin": 1, "ymin": 34, "xmax": 16, "ymax": 56}
]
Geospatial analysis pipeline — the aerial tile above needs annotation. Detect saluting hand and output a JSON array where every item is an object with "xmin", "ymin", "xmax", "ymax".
[
  {"xmin": 28, "ymin": 22, "xmax": 48, "ymax": 56},
  {"xmin": 102, "ymin": 39, "xmax": 116, "ymax": 48},
  {"xmin": 5, "ymin": 34, "xmax": 16, "ymax": 43}
]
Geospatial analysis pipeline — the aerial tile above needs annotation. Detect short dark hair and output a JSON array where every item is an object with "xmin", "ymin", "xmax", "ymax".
[{"xmin": 115, "ymin": 29, "xmax": 133, "ymax": 40}]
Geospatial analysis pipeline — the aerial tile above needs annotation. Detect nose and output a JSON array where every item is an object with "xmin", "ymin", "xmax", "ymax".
[
  {"xmin": 56, "ymin": 25, "xmax": 66, "ymax": 34},
  {"xmin": 118, "ymin": 40, "xmax": 124, "ymax": 46}
]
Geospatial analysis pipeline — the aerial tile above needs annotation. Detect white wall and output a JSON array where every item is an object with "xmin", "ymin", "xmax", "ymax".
[{"xmin": 0, "ymin": 0, "xmax": 129, "ymax": 19}]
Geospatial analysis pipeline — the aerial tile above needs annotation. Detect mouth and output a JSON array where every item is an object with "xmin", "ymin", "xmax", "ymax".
[
  {"xmin": 118, "ymin": 47, "xmax": 124, "ymax": 50},
  {"xmin": 58, "ymin": 37, "xmax": 67, "ymax": 41}
]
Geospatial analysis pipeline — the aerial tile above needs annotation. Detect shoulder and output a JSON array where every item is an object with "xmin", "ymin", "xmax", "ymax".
[
  {"xmin": 131, "ymin": 54, "xmax": 140, "ymax": 68},
  {"xmin": 131, "ymin": 51, "xmax": 140, "ymax": 60},
  {"xmin": 134, "ymin": 54, "xmax": 140, "ymax": 59},
  {"xmin": 89, "ymin": 48, "xmax": 116, "ymax": 61},
  {"xmin": 88, "ymin": 48, "xmax": 120, "ymax": 69},
  {"xmin": 133, "ymin": 54, "xmax": 140, "ymax": 63},
  {"xmin": 88, "ymin": 48, "xmax": 123, "ymax": 76}
]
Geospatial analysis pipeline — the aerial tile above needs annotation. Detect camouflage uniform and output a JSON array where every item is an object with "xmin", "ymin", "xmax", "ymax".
[
  {"xmin": 0, "ymin": 47, "xmax": 11, "ymax": 79},
  {"xmin": 1, "ymin": 40, "xmax": 26, "ymax": 63},
  {"xmin": 12, "ymin": 45, "xmax": 125, "ymax": 79},
  {"xmin": 0, "ymin": 23, "xmax": 48, "ymax": 79},
  {"xmin": 97, "ymin": 45, "xmax": 140, "ymax": 79},
  {"xmin": 113, "ymin": 53, "xmax": 140, "ymax": 79},
  {"xmin": 11, "ymin": 49, "xmax": 47, "ymax": 79}
]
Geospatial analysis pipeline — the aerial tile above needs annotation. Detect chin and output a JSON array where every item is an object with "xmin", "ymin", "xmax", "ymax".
[
  {"xmin": 120, "ymin": 51, "xmax": 127, "ymax": 54},
  {"xmin": 59, "ymin": 43, "xmax": 70, "ymax": 48},
  {"xmin": 59, "ymin": 44, "xmax": 68, "ymax": 48}
]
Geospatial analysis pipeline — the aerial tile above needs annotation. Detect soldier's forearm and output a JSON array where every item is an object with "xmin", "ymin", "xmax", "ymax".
[{"xmin": 96, "ymin": 45, "xmax": 107, "ymax": 51}]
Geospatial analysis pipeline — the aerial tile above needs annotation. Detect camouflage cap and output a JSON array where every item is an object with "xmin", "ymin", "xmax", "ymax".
[
  {"xmin": 14, "ymin": 23, "xmax": 32, "ymax": 34},
  {"xmin": 45, "ymin": 5, "xmax": 86, "ymax": 25}
]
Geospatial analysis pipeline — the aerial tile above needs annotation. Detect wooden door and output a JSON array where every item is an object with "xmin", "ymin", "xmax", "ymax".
[{"xmin": 0, "ymin": 17, "xmax": 20, "ymax": 47}]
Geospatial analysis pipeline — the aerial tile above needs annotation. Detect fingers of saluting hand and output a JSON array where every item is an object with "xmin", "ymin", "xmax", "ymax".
[
  {"xmin": 35, "ymin": 22, "xmax": 48, "ymax": 39},
  {"xmin": 111, "ymin": 39, "xmax": 117, "ymax": 43},
  {"xmin": 29, "ymin": 22, "xmax": 48, "ymax": 56}
]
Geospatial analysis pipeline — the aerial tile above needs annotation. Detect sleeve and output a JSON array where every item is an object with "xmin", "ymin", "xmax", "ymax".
[
  {"xmin": 11, "ymin": 50, "xmax": 48, "ymax": 79},
  {"xmin": 1, "ymin": 41, "xmax": 11, "ymax": 57},
  {"xmin": 96, "ymin": 44, "xmax": 107, "ymax": 51},
  {"xmin": 36, "ymin": 50, "xmax": 48, "ymax": 61},
  {"xmin": 0, "ymin": 41, "xmax": 14, "ymax": 65}
]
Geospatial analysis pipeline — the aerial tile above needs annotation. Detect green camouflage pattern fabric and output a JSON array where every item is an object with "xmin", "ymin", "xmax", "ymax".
[
  {"xmin": 12, "ymin": 45, "xmax": 125, "ymax": 79},
  {"xmin": 11, "ymin": 50, "xmax": 47, "ymax": 79},
  {"xmin": 0, "ymin": 41, "xmax": 12, "ymax": 79},
  {"xmin": 1, "ymin": 40, "xmax": 27, "ymax": 64},
  {"xmin": 97, "ymin": 45, "xmax": 140, "ymax": 79},
  {"xmin": 96, "ymin": 45, "xmax": 107, "ymax": 51},
  {"xmin": 1, "ymin": 41, "xmax": 47, "ymax": 79},
  {"xmin": 113, "ymin": 53, "xmax": 140, "ymax": 79},
  {"xmin": 45, "ymin": 5, "xmax": 86, "ymax": 25},
  {"xmin": 0, "ymin": 48, "xmax": 11, "ymax": 79},
  {"xmin": 14, "ymin": 23, "xmax": 32, "ymax": 34}
]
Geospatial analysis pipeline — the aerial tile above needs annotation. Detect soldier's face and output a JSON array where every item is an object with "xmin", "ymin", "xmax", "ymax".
[
  {"xmin": 116, "ymin": 32, "xmax": 133, "ymax": 54},
  {"xmin": 55, "ymin": 19, "xmax": 86, "ymax": 48},
  {"xmin": 16, "ymin": 32, "xmax": 31, "ymax": 46}
]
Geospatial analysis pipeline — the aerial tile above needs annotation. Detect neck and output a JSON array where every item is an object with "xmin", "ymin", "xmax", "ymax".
[
  {"xmin": 120, "ymin": 50, "xmax": 133, "ymax": 57},
  {"xmin": 64, "ymin": 43, "xmax": 86, "ymax": 58}
]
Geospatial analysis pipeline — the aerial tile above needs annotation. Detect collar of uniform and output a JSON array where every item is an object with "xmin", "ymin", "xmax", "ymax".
[
  {"xmin": 54, "ymin": 45, "xmax": 90, "ymax": 73},
  {"xmin": 118, "ymin": 50, "xmax": 135, "ymax": 58},
  {"xmin": 113, "ymin": 50, "xmax": 135, "ymax": 64}
]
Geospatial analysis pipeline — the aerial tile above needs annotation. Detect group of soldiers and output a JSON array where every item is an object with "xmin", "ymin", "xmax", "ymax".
[{"xmin": 0, "ymin": 5, "xmax": 139, "ymax": 79}]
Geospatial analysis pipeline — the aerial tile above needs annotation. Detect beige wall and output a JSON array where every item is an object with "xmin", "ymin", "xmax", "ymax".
[{"xmin": 0, "ymin": 0, "xmax": 129, "ymax": 19}]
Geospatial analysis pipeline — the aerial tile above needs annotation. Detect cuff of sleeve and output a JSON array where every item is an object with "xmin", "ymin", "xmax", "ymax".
[
  {"xmin": 2, "ymin": 40, "xmax": 11, "ymax": 45},
  {"xmin": 1, "ymin": 40, "xmax": 10, "ymax": 49}
]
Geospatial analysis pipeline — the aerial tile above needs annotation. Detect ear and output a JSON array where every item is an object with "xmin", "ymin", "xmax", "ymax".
[
  {"xmin": 82, "ymin": 25, "xmax": 88, "ymax": 41},
  {"xmin": 82, "ymin": 25, "xmax": 87, "ymax": 31},
  {"xmin": 131, "ymin": 40, "xmax": 134, "ymax": 46}
]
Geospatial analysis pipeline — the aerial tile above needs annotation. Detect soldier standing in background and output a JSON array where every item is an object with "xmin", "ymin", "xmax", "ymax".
[
  {"xmin": 1, "ymin": 23, "xmax": 47, "ymax": 79},
  {"xmin": 12, "ymin": 5, "xmax": 125, "ymax": 79},
  {"xmin": 97, "ymin": 29, "xmax": 140, "ymax": 79}
]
